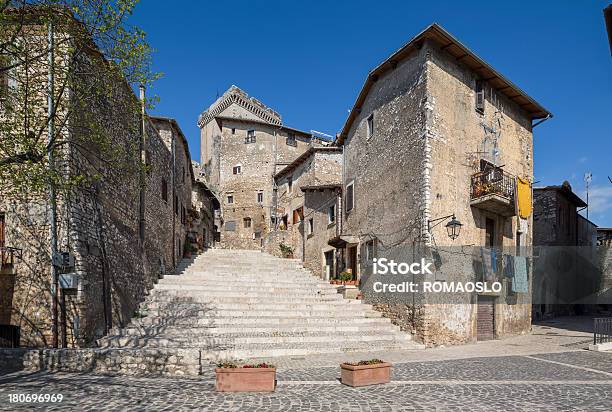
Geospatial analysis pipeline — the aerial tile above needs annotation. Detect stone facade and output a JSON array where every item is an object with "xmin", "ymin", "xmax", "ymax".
[
  {"xmin": 269, "ymin": 148, "xmax": 342, "ymax": 275},
  {"xmin": 533, "ymin": 183, "xmax": 594, "ymax": 247},
  {"xmin": 336, "ymin": 24, "xmax": 551, "ymax": 346},
  {"xmin": 532, "ymin": 183, "xmax": 603, "ymax": 319},
  {"xmin": 198, "ymin": 86, "xmax": 315, "ymax": 249},
  {"xmin": 0, "ymin": 38, "xmax": 217, "ymax": 347}
]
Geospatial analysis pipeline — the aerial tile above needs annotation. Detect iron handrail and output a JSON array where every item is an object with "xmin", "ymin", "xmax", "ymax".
[{"xmin": 594, "ymin": 317, "xmax": 612, "ymax": 345}]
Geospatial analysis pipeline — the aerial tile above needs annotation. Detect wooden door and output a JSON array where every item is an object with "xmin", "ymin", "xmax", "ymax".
[{"xmin": 477, "ymin": 296, "xmax": 495, "ymax": 341}]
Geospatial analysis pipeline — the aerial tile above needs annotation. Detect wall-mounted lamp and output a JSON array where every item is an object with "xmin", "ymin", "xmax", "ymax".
[{"xmin": 428, "ymin": 214, "xmax": 462, "ymax": 240}]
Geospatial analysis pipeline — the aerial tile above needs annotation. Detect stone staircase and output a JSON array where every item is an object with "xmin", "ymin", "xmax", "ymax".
[{"xmin": 96, "ymin": 249, "xmax": 422, "ymax": 371}]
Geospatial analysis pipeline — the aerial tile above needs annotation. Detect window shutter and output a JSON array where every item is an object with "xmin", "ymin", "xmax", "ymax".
[
  {"xmin": 346, "ymin": 183, "xmax": 354, "ymax": 212},
  {"xmin": 475, "ymin": 80, "xmax": 485, "ymax": 113}
]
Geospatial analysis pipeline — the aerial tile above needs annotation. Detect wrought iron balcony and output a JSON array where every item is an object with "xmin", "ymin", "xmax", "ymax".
[{"xmin": 470, "ymin": 167, "xmax": 516, "ymax": 217}]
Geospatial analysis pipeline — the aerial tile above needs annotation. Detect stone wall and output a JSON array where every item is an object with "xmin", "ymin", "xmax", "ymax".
[
  {"xmin": 423, "ymin": 40, "xmax": 534, "ymax": 343},
  {"xmin": 0, "ymin": 77, "xmax": 205, "ymax": 347},
  {"xmin": 341, "ymin": 38, "xmax": 537, "ymax": 345},
  {"xmin": 198, "ymin": 86, "xmax": 321, "ymax": 250},
  {"xmin": 303, "ymin": 188, "xmax": 340, "ymax": 278}
]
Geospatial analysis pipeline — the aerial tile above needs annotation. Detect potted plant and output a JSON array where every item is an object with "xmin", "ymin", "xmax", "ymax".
[
  {"xmin": 215, "ymin": 361, "xmax": 276, "ymax": 392},
  {"xmin": 340, "ymin": 359, "xmax": 391, "ymax": 387},
  {"xmin": 279, "ymin": 242, "xmax": 294, "ymax": 259},
  {"xmin": 339, "ymin": 271, "xmax": 353, "ymax": 285}
]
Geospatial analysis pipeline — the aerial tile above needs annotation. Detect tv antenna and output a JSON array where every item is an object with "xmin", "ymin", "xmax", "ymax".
[{"xmin": 584, "ymin": 172, "xmax": 592, "ymax": 219}]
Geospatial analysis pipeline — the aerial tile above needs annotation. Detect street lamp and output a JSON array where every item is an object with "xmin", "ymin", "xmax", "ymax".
[{"xmin": 428, "ymin": 214, "xmax": 462, "ymax": 240}]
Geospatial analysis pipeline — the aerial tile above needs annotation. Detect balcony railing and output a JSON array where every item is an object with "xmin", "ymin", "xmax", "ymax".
[
  {"xmin": 1, "ymin": 246, "xmax": 22, "ymax": 267},
  {"xmin": 470, "ymin": 167, "xmax": 516, "ymax": 216},
  {"xmin": 470, "ymin": 168, "xmax": 515, "ymax": 201},
  {"xmin": 594, "ymin": 317, "xmax": 612, "ymax": 345}
]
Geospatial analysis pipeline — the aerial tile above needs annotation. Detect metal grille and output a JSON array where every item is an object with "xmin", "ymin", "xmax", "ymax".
[
  {"xmin": 470, "ymin": 167, "xmax": 515, "ymax": 201},
  {"xmin": 594, "ymin": 317, "xmax": 612, "ymax": 345}
]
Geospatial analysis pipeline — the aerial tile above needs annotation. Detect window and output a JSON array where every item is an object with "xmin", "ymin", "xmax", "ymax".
[
  {"xmin": 286, "ymin": 132, "xmax": 297, "ymax": 147},
  {"xmin": 246, "ymin": 129, "xmax": 256, "ymax": 143},
  {"xmin": 308, "ymin": 218, "xmax": 314, "ymax": 236},
  {"xmin": 257, "ymin": 192, "xmax": 264, "ymax": 203},
  {"xmin": 227, "ymin": 195, "xmax": 234, "ymax": 204},
  {"xmin": 243, "ymin": 217, "xmax": 252, "ymax": 228},
  {"xmin": 366, "ymin": 114, "xmax": 374, "ymax": 139},
  {"xmin": 287, "ymin": 176, "xmax": 293, "ymax": 194},
  {"xmin": 182, "ymin": 166, "xmax": 185, "ymax": 183},
  {"xmin": 161, "ymin": 179, "xmax": 168, "ymax": 201},
  {"xmin": 174, "ymin": 195, "xmax": 179, "ymax": 215},
  {"xmin": 346, "ymin": 181, "xmax": 354, "ymax": 212},
  {"xmin": 365, "ymin": 240, "xmax": 376, "ymax": 262},
  {"xmin": 145, "ymin": 150, "xmax": 152, "ymax": 175},
  {"xmin": 181, "ymin": 205, "xmax": 186, "ymax": 225},
  {"xmin": 231, "ymin": 128, "xmax": 236, "ymax": 135},
  {"xmin": 254, "ymin": 231, "xmax": 261, "ymax": 239},
  {"xmin": 0, "ymin": 58, "xmax": 8, "ymax": 101},
  {"xmin": 328, "ymin": 205, "xmax": 336, "ymax": 224},
  {"xmin": 233, "ymin": 165, "xmax": 241, "ymax": 175},
  {"xmin": 225, "ymin": 221, "xmax": 236, "ymax": 231},
  {"xmin": 485, "ymin": 218, "xmax": 496, "ymax": 248},
  {"xmin": 475, "ymin": 80, "xmax": 485, "ymax": 113},
  {"xmin": 293, "ymin": 207, "xmax": 303, "ymax": 224}
]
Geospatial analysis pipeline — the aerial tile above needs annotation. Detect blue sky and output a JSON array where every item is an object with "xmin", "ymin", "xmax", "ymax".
[{"xmin": 130, "ymin": 1, "xmax": 612, "ymax": 226}]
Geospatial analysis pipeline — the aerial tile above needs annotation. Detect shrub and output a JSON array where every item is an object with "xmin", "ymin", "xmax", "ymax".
[{"xmin": 345, "ymin": 359, "xmax": 385, "ymax": 366}]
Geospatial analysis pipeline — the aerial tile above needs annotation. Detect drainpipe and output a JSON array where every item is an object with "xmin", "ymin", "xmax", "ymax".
[
  {"xmin": 532, "ymin": 114, "xmax": 551, "ymax": 128},
  {"xmin": 47, "ymin": 19, "xmax": 59, "ymax": 349},
  {"xmin": 138, "ymin": 85, "xmax": 146, "ymax": 244},
  {"xmin": 172, "ymin": 128, "xmax": 176, "ymax": 266}
]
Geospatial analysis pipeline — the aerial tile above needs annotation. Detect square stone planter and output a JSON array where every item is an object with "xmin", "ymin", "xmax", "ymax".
[
  {"xmin": 340, "ymin": 362, "xmax": 391, "ymax": 387},
  {"xmin": 215, "ymin": 367, "xmax": 276, "ymax": 392}
]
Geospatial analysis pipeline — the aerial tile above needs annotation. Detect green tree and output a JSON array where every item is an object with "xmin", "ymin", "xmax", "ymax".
[{"xmin": 0, "ymin": 0, "xmax": 160, "ymax": 198}]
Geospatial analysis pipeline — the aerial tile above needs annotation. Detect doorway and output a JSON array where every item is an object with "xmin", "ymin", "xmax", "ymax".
[{"xmin": 477, "ymin": 295, "xmax": 495, "ymax": 341}]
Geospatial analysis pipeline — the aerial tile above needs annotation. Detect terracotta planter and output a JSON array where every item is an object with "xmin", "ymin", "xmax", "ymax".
[
  {"xmin": 215, "ymin": 367, "xmax": 276, "ymax": 392},
  {"xmin": 340, "ymin": 362, "xmax": 391, "ymax": 387}
]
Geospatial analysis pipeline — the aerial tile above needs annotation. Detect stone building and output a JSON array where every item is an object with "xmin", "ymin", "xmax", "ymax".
[
  {"xmin": 533, "ymin": 183, "xmax": 595, "ymax": 247},
  {"xmin": 532, "ymin": 183, "xmax": 601, "ymax": 319},
  {"xmin": 197, "ymin": 86, "xmax": 317, "ymax": 249},
  {"xmin": 0, "ymin": 19, "xmax": 217, "ymax": 346},
  {"xmin": 271, "ymin": 147, "xmax": 342, "ymax": 275},
  {"xmin": 334, "ymin": 24, "xmax": 551, "ymax": 345}
]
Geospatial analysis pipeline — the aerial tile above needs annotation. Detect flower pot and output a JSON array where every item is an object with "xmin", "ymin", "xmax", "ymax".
[
  {"xmin": 340, "ymin": 362, "xmax": 391, "ymax": 387},
  {"xmin": 215, "ymin": 367, "xmax": 276, "ymax": 392}
]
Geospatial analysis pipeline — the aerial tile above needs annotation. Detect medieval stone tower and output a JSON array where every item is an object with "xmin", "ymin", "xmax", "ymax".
[{"xmin": 197, "ymin": 86, "xmax": 313, "ymax": 249}]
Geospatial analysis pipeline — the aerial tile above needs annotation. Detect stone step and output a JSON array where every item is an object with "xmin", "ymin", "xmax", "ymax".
[
  {"xmin": 137, "ymin": 308, "xmax": 382, "ymax": 319},
  {"xmin": 140, "ymin": 302, "xmax": 373, "ymax": 312},
  {"xmin": 159, "ymin": 274, "xmax": 333, "ymax": 287},
  {"xmin": 98, "ymin": 334, "xmax": 411, "ymax": 349},
  {"xmin": 113, "ymin": 323, "xmax": 401, "ymax": 336},
  {"xmin": 204, "ymin": 341, "xmax": 424, "ymax": 361},
  {"xmin": 153, "ymin": 284, "xmax": 336, "ymax": 294},
  {"xmin": 148, "ymin": 290, "xmax": 343, "ymax": 299},
  {"xmin": 128, "ymin": 315, "xmax": 394, "ymax": 327},
  {"xmin": 141, "ymin": 295, "xmax": 345, "ymax": 304}
]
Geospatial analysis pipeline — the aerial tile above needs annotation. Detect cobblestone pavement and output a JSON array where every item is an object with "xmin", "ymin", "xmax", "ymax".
[{"xmin": 1, "ymin": 350, "xmax": 611, "ymax": 411}]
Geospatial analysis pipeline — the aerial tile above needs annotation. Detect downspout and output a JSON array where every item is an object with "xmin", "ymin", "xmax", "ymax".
[
  {"xmin": 532, "ymin": 114, "xmax": 551, "ymax": 129},
  {"xmin": 47, "ymin": 19, "xmax": 59, "ymax": 349},
  {"xmin": 172, "ymin": 129, "xmax": 176, "ymax": 267},
  {"xmin": 138, "ymin": 86, "xmax": 146, "ymax": 244}
]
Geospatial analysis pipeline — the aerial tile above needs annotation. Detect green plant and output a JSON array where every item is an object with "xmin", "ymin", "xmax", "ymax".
[
  {"xmin": 339, "ymin": 271, "xmax": 353, "ymax": 281},
  {"xmin": 216, "ymin": 361, "xmax": 275, "ymax": 369},
  {"xmin": 345, "ymin": 359, "xmax": 385, "ymax": 366},
  {"xmin": 216, "ymin": 361, "xmax": 238, "ymax": 368},
  {"xmin": 279, "ymin": 243, "xmax": 293, "ymax": 256}
]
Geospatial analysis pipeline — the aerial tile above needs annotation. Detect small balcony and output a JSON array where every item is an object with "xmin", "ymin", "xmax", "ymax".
[{"xmin": 470, "ymin": 167, "xmax": 516, "ymax": 217}]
